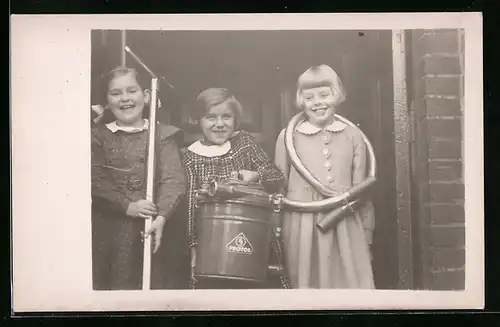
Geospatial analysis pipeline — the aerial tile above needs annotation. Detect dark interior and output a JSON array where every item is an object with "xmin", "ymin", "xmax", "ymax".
[{"xmin": 91, "ymin": 29, "xmax": 398, "ymax": 289}]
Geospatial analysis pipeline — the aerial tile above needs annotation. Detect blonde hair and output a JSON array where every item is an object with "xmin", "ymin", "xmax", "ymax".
[
  {"xmin": 296, "ymin": 64, "xmax": 346, "ymax": 109},
  {"xmin": 195, "ymin": 88, "xmax": 244, "ymax": 128}
]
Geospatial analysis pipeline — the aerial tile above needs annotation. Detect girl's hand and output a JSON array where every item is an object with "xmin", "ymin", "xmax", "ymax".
[
  {"xmin": 238, "ymin": 170, "xmax": 260, "ymax": 183},
  {"xmin": 126, "ymin": 200, "xmax": 157, "ymax": 218},
  {"xmin": 144, "ymin": 216, "xmax": 166, "ymax": 254}
]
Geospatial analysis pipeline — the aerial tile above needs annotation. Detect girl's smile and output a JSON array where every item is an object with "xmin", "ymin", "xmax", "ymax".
[
  {"xmin": 311, "ymin": 106, "xmax": 328, "ymax": 116},
  {"xmin": 119, "ymin": 104, "xmax": 136, "ymax": 110},
  {"xmin": 302, "ymin": 86, "xmax": 336, "ymax": 128},
  {"xmin": 107, "ymin": 72, "xmax": 150, "ymax": 128},
  {"xmin": 200, "ymin": 102, "xmax": 236, "ymax": 145}
]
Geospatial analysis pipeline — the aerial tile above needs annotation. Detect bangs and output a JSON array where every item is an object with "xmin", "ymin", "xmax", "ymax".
[
  {"xmin": 297, "ymin": 64, "xmax": 340, "ymax": 91},
  {"xmin": 298, "ymin": 79, "xmax": 332, "ymax": 91},
  {"xmin": 295, "ymin": 64, "xmax": 347, "ymax": 107}
]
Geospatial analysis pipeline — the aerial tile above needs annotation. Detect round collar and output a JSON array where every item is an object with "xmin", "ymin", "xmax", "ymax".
[
  {"xmin": 187, "ymin": 140, "xmax": 231, "ymax": 157},
  {"xmin": 295, "ymin": 119, "xmax": 347, "ymax": 135}
]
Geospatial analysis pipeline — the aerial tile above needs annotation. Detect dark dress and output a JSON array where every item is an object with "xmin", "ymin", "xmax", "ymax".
[
  {"xmin": 183, "ymin": 131, "xmax": 287, "ymax": 289},
  {"xmin": 91, "ymin": 122, "xmax": 188, "ymax": 290}
]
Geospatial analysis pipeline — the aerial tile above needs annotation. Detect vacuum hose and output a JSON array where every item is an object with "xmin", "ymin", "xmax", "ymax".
[
  {"xmin": 282, "ymin": 112, "xmax": 377, "ymax": 231},
  {"xmin": 198, "ymin": 112, "xmax": 377, "ymax": 233}
]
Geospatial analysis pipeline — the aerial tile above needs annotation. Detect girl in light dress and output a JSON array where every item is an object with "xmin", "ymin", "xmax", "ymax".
[{"xmin": 275, "ymin": 65, "xmax": 375, "ymax": 289}]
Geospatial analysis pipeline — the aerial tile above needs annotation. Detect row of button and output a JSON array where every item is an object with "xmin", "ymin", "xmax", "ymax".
[{"xmin": 322, "ymin": 133, "xmax": 334, "ymax": 183}]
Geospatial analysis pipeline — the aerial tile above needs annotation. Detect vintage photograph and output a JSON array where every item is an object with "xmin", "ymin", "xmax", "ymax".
[
  {"xmin": 90, "ymin": 28, "xmax": 466, "ymax": 291},
  {"xmin": 11, "ymin": 13, "xmax": 483, "ymax": 311}
]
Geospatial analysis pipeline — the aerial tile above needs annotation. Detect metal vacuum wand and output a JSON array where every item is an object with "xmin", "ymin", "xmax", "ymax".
[{"xmin": 124, "ymin": 45, "xmax": 159, "ymax": 291}]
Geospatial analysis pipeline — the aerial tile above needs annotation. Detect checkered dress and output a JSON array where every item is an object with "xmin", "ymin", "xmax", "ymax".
[{"xmin": 182, "ymin": 130, "xmax": 285, "ymax": 248}]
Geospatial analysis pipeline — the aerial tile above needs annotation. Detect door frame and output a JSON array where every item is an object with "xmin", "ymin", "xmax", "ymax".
[{"xmin": 392, "ymin": 30, "xmax": 414, "ymax": 289}]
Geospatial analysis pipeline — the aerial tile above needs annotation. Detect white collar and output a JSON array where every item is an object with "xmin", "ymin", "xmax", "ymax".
[
  {"xmin": 106, "ymin": 119, "xmax": 149, "ymax": 133},
  {"xmin": 188, "ymin": 140, "xmax": 231, "ymax": 157},
  {"xmin": 295, "ymin": 119, "xmax": 347, "ymax": 135}
]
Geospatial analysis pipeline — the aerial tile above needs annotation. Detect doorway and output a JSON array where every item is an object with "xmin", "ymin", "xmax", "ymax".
[{"xmin": 91, "ymin": 29, "xmax": 400, "ymax": 289}]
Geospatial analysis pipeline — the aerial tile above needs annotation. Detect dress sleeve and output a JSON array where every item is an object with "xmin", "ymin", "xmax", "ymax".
[
  {"xmin": 352, "ymin": 129, "xmax": 375, "ymax": 245},
  {"xmin": 155, "ymin": 135, "xmax": 187, "ymax": 220},
  {"xmin": 183, "ymin": 153, "xmax": 198, "ymax": 248},
  {"xmin": 248, "ymin": 135, "xmax": 285, "ymax": 193},
  {"xmin": 91, "ymin": 128, "xmax": 131, "ymax": 214},
  {"xmin": 274, "ymin": 128, "xmax": 289, "ymax": 184}
]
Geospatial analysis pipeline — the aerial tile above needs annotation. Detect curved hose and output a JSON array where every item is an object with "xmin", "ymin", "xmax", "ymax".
[
  {"xmin": 199, "ymin": 112, "xmax": 377, "ymax": 232},
  {"xmin": 280, "ymin": 112, "xmax": 377, "ymax": 214}
]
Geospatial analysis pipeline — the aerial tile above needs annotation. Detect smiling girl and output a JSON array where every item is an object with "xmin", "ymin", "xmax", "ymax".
[
  {"xmin": 91, "ymin": 67, "xmax": 187, "ymax": 290},
  {"xmin": 182, "ymin": 88, "xmax": 285, "ymax": 289},
  {"xmin": 275, "ymin": 65, "xmax": 375, "ymax": 289}
]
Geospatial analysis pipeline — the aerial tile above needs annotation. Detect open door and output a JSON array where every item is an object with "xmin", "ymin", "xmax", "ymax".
[
  {"xmin": 272, "ymin": 30, "xmax": 399, "ymax": 289},
  {"xmin": 91, "ymin": 29, "xmax": 403, "ymax": 289}
]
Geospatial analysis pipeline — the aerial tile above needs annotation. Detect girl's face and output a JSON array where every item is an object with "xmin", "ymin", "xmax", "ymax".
[
  {"xmin": 107, "ymin": 72, "xmax": 150, "ymax": 127},
  {"xmin": 302, "ymin": 86, "xmax": 336, "ymax": 128},
  {"xmin": 200, "ymin": 102, "xmax": 236, "ymax": 145}
]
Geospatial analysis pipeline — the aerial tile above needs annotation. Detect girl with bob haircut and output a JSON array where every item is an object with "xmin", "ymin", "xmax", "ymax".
[
  {"xmin": 91, "ymin": 67, "xmax": 188, "ymax": 290},
  {"xmin": 275, "ymin": 64, "xmax": 375, "ymax": 289},
  {"xmin": 183, "ymin": 87, "xmax": 286, "ymax": 289}
]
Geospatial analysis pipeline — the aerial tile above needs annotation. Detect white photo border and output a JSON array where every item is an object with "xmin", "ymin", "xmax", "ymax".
[{"xmin": 11, "ymin": 13, "xmax": 484, "ymax": 312}]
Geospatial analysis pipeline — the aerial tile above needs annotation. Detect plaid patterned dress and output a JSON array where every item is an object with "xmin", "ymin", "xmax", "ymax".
[
  {"xmin": 183, "ymin": 130, "xmax": 291, "ymax": 289},
  {"xmin": 183, "ymin": 130, "xmax": 285, "ymax": 249}
]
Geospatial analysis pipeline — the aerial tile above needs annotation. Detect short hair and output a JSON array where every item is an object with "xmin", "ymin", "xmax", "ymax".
[
  {"xmin": 194, "ymin": 88, "xmax": 244, "ymax": 128},
  {"xmin": 296, "ymin": 65, "xmax": 347, "ymax": 109}
]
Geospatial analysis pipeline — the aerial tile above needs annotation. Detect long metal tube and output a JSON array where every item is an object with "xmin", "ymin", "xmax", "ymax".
[
  {"xmin": 142, "ymin": 77, "xmax": 158, "ymax": 290},
  {"xmin": 124, "ymin": 45, "xmax": 159, "ymax": 290}
]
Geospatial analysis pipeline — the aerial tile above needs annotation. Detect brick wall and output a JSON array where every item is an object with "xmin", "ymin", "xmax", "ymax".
[{"xmin": 409, "ymin": 29, "xmax": 465, "ymax": 290}]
